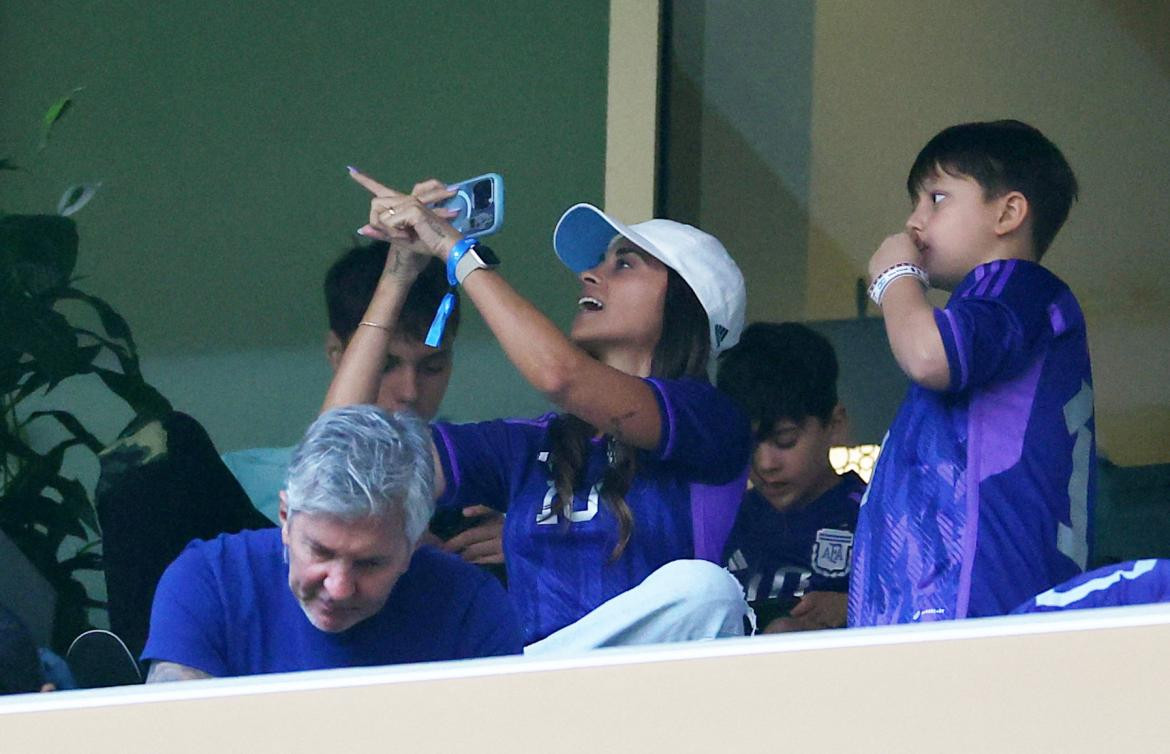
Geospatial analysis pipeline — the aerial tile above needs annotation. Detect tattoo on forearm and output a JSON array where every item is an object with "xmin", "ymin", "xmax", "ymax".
[
  {"xmin": 146, "ymin": 661, "xmax": 214, "ymax": 683},
  {"xmin": 385, "ymin": 248, "xmax": 407, "ymax": 275},
  {"xmin": 425, "ymin": 217, "xmax": 453, "ymax": 242}
]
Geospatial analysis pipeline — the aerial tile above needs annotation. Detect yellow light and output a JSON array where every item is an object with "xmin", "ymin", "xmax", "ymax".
[{"xmin": 829, "ymin": 444, "xmax": 882, "ymax": 483}]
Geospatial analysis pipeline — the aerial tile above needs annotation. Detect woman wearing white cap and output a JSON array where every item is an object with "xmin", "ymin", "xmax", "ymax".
[{"xmin": 327, "ymin": 172, "xmax": 752, "ymax": 651}]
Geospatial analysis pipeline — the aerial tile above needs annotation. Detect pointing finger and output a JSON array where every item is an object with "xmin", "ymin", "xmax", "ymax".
[{"xmin": 347, "ymin": 166, "xmax": 402, "ymax": 198}]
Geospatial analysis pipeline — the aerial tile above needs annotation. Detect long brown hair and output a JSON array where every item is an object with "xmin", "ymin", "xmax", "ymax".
[{"xmin": 546, "ymin": 266, "xmax": 710, "ymax": 561}]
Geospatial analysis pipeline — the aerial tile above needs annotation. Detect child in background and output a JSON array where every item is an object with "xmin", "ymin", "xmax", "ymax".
[
  {"xmin": 851, "ymin": 119, "xmax": 1095, "ymax": 625},
  {"xmin": 718, "ymin": 323, "xmax": 864, "ymax": 632}
]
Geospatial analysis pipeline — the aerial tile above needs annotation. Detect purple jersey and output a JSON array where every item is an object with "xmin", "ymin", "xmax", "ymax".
[
  {"xmin": 433, "ymin": 377, "xmax": 751, "ymax": 644},
  {"xmin": 724, "ymin": 472, "xmax": 864, "ymax": 626},
  {"xmin": 1012, "ymin": 559, "xmax": 1170, "ymax": 613},
  {"xmin": 850, "ymin": 260, "xmax": 1096, "ymax": 625}
]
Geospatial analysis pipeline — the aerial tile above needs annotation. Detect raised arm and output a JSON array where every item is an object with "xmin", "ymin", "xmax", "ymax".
[
  {"xmin": 320, "ymin": 243, "xmax": 429, "ymax": 410},
  {"xmin": 458, "ymin": 260, "xmax": 663, "ymax": 449},
  {"xmin": 347, "ymin": 170, "xmax": 664, "ymax": 451},
  {"xmin": 868, "ymin": 232, "xmax": 949, "ymax": 391}
]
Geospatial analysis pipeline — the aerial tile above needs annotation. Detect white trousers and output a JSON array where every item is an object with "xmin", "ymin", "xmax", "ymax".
[{"xmin": 524, "ymin": 560, "xmax": 750, "ymax": 655}]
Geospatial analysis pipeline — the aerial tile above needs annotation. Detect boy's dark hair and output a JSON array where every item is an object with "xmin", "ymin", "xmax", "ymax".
[
  {"xmin": 907, "ymin": 119, "xmax": 1078, "ymax": 258},
  {"xmin": 323, "ymin": 241, "xmax": 460, "ymax": 343},
  {"xmin": 0, "ymin": 604, "xmax": 45, "ymax": 695},
  {"xmin": 717, "ymin": 322, "xmax": 838, "ymax": 441}
]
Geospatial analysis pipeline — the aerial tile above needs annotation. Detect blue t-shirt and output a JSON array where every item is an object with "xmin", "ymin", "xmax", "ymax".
[
  {"xmin": 724, "ymin": 472, "xmax": 864, "ymax": 625},
  {"xmin": 142, "ymin": 529, "xmax": 522, "ymax": 677},
  {"xmin": 1012, "ymin": 559, "xmax": 1170, "ymax": 613},
  {"xmin": 850, "ymin": 260, "xmax": 1097, "ymax": 625},
  {"xmin": 433, "ymin": 377, "xmax": 751, "ymax": 643}
]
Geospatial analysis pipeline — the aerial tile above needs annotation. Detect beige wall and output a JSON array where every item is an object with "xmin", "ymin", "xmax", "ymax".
[
  {"xmin": 4, "ymin": 605, "xmax": 1170, "ymax": 752},
  {"xmin": 807, "ymin": 0, "xmax": 1170, "ymax": 465},
  {"xmin": 667, "ymin": 0, "xmax": 1170, "ymax": 465}
]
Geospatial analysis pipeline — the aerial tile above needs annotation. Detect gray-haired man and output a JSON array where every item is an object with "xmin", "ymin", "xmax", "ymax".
[{"xmin": 142, "ymin": 406, "xmax": 521, "ymax": 681}]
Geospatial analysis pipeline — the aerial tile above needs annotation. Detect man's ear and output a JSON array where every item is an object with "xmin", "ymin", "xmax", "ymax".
[
  {"xmin": 827, "ymin": 404, "xmax": 849, "ymax": 446},
  {"xmin": 994, "ymin": 191, "xmax": 1029, "ymax": 237},
  {"xmin": 325, "ymin": 331, "xmax": 345, "ymax": 372},
  {"xmin": 279, "ymin": 491, "xmax": 291, "ymax": 544}
]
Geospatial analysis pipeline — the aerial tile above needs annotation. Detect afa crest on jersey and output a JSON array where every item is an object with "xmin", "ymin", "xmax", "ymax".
[{"xmin": 811, "ymin": 528, "xmax": 853, "ymax": 578}]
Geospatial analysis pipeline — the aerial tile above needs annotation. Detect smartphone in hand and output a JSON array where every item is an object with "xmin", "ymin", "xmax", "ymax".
[{"xmin": 434, "ymin": 172, "xmax": 505, "ymax": 238}]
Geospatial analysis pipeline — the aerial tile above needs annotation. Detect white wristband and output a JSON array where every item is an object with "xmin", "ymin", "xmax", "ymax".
[{"xmin": 868, "ymin": 263, "xmax": 929, "ymax": 306}]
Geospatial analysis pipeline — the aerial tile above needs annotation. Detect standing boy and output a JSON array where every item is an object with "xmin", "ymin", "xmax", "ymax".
[
  {"xmin": 851, "ymin": 120, "xmax": 1095, "ymax": 625},
  {"xmin": 718, "ymin": 323, "xmax": 864, "ymax": 632}
]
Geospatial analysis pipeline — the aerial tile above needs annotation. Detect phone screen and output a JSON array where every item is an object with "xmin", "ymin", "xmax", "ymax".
[
  {"xmin": 435, "ymin": 173, "xmax": 504, "ymax": 238},
  {"xmin": 467, "ymin": 178, "xmax": 496, "ymax": 232}
]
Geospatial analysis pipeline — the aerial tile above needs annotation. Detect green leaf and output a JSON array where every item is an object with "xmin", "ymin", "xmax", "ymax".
[
  {"xmin": 0, "ymin": 349, "xmax": 28, "ymax": 395},
  {"xmin": 0, "ymin": 423, "xmax": 40, "ymax": 462},
  {"xmin": 2, "ymin": 440, "xmax": 71, "ymax": 500},
  {"xmin": 59, "ymin": 288, "xmax": 136, "ymax": 346},
  {"xmin": 58, "ymin": 550, "xmax": 103, "ymax": 573},
  {"xmin": 7, "ymin": 308, "xmax": 85, "ymax": 387},
  {"xmin": 38, "ymin": 87, "xmax": 84, "ymax": 150},
  {"xmin": 90, "ymin": 365, "xmax": 172, "ymax": 419},
  {"xmin": 47, "ymin": 476, "xmax": 99, "ymax": 534},
  {"xmin": 27, "ymin": 410, "xmax": 105, "ymax": 454},
  {"xmin": 10, "ymin": 370, "xmax": 50, "ymax": 405},
  {"xmin": 1, "ymin": 491, "xmax": 83, "ymax": 539},
  {"xmin": 72, "ymin": 328, "xmax": 141, "ymax": 381}
]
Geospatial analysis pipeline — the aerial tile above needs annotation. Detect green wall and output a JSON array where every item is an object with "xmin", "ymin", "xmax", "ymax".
[{"xmin": 1, "ymin": 1, "xmax": 610, "ymax": 449}]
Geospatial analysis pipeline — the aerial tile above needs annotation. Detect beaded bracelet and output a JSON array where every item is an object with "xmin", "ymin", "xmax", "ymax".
[{"xmin": 868, "ymin": 262, "xmax": 929, "ymax": 307}]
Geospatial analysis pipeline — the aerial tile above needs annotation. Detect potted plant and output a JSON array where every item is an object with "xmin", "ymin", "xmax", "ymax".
[{"xmin": 1, "ymin": 93, "xmax": 171, "ymax": 650}]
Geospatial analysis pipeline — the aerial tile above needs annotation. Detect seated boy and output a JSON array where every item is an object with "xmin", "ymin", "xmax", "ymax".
[
  {"xmin": 851, "ymin": 120, "xmax": 1095, "ymax": 625},
  {"xmin": 717, "ymin": 322, "xmax": 865, "ymax": 632}
]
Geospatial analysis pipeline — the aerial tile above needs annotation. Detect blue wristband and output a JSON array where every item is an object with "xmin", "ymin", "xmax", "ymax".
[
  {"xmin": 445, "ymin": 237, "xmax": 478, "ymax": 287},
  {"xmin": 426, "ymin": 238, "xmax": 477, "ymax": 347},
  {"xmin": 424, "ymin": 290, "xmax": 457, "ymax": 348}
]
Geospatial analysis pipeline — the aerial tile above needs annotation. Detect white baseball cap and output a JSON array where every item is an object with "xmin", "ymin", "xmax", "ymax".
[{"xmin": 552, "ymin": 203, "xmax": 746, "ymax": 353}]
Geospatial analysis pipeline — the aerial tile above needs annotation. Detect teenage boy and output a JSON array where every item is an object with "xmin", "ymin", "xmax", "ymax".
[
  {"xmin": 223, "ymin": 243, "xmax": 457, "ymax": 519},
  {"xmin": 851, "ymin": 120, "xmax": 1095, "ymax": 625},
  {"xmin": 222, "ymin": 241, "xmax": 504, "ymax": 568},
  {"xmin": 717, "ymin": 322, "xmax": 864, "ymax": 632}
]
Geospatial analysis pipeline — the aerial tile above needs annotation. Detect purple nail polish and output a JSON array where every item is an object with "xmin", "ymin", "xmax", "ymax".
[{"xmin": 347, "ymin": 165, "xmax": 360, "ymax": 174}]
